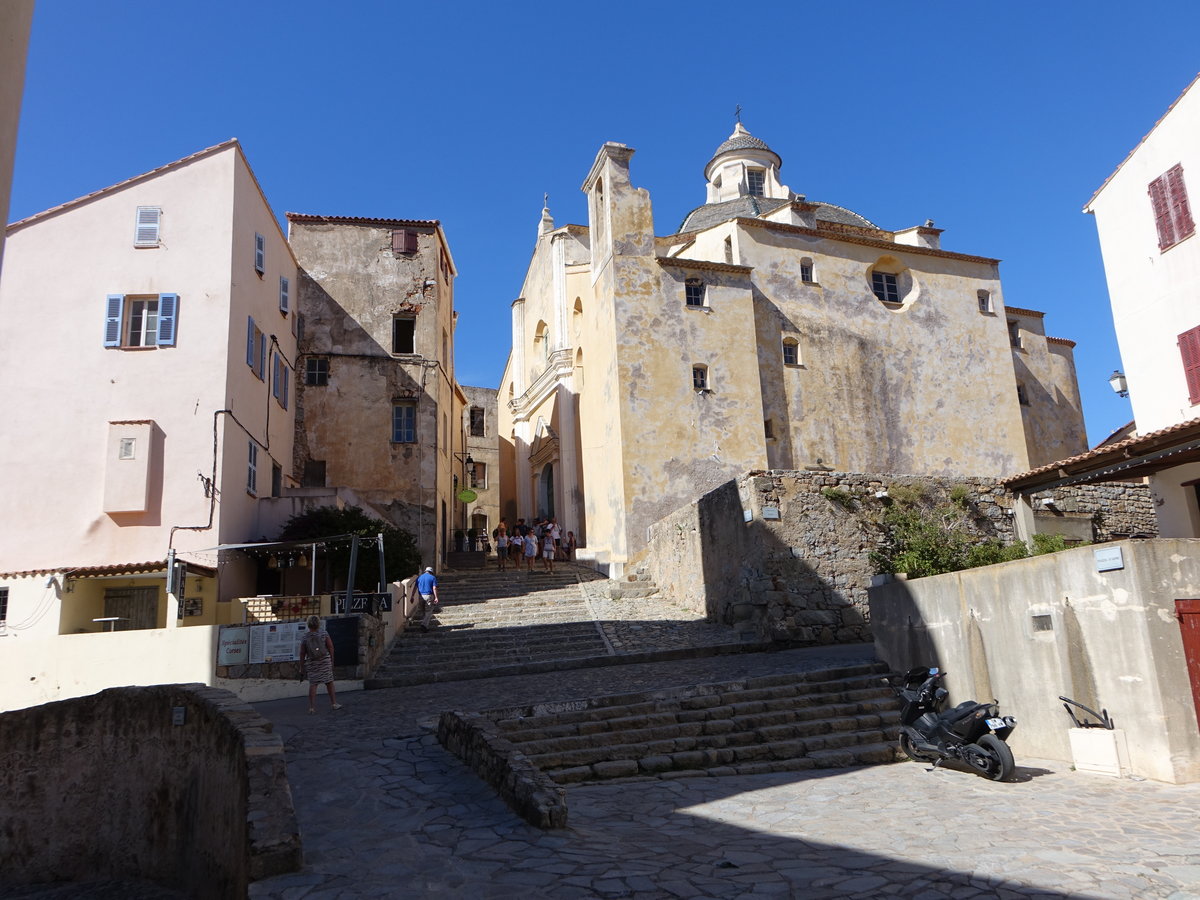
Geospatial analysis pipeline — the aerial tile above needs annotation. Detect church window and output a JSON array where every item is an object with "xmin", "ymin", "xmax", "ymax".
[
  {"xmin": 692, "ymin": 364, "xmax": 709, "ymax": 391},
  {"xmin": 1149, "ymin": 164, "xmax": 1195, "ymax": 251},
  {"xmin": 393, "ymin": 316, "xmax": 416, "ymax": 354},
  {"xmin": 573, "ymin": 297, "xmax": 583, "ymax": 334},
  {"xmin": 978, "ymin": 290, "xmax": 993, "ymax": 313},
  {"xmin": 782, "ymin": 338, "xmax": 800, "ymax": 366},
  {"xmin": 747, "ymin": 169, "xmax": 765, "ymax": 197},
  {"xmin": 871, "ymin": 272, "xmax": 899, "ymax": 304},
  {"xmin": 724, "ymin": 237, "xmax": 733, "ymax": 264},
  {"xmin": 685, "ymin": 278, "xmax": 706, "ymax": 307},
  {"xmin": 1178, "ymin": 325, "xmax": 1200, "ymax": 404},
  {"xmin": 800, "ymin": 258, "xmax": 814, "ymax": 283}
]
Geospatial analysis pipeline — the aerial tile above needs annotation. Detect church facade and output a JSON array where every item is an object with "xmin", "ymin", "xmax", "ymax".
[{"xmin": 499, "ymin": 125, "xmax": 1087, "ymax": 574}]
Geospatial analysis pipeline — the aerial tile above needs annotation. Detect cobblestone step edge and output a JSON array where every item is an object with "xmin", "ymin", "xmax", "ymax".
[
  {"xmin": 365, "ymin": 636, "xmax": 794, "ymax": 690},
  {"xmin": 436, "ymin": 659, "xmax": 889, "ymax": 830}
]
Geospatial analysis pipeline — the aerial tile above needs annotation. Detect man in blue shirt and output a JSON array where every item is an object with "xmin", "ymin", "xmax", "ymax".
[{"xmin": 416, "ymin": 566, "xmax": 439, "ymax": 632}]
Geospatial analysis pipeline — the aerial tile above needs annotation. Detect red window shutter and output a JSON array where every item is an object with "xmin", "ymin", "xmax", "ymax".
[
  {"xmin": 391, "ymin": 229, "xmax": 405, "ymax": 253},
  {"xmin": 405, "ymin": 230, "xmax": 418, "ymax": 253},
  {"xmin": 1150, "ymin": 174, "xmax": 1176, "ymax": 250},
  {"xmin": 1168, "ymin": 164, "xmax": 1196, "ymax": 241},
  {"xmin": 1179, "ymin": 326, "xmax": 1200, "ymax": 404}
]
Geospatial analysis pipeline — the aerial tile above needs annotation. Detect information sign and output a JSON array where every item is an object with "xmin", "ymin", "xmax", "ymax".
[
  {"xmin": 248, "ymin": 622, "xmax": 307, "ymax": 663},
  {"xmin": 1094, "ymin": 546, "xmax": 1125, "ymax": 573}
]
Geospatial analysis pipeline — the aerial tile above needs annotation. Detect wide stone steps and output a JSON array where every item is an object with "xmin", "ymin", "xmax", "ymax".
[{"xmin": 481, "ymin": 665, "xmax": 901, "ymax": 784}]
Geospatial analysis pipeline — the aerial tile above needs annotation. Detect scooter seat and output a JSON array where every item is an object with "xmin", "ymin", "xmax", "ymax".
[{"xmin": 940, "ymin": 701, "xmax": 982, "ymax": 725}]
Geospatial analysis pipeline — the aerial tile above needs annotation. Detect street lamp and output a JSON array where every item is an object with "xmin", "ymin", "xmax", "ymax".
[
  {"xmin": 453, "ymin": 451, "xmax": 475, "ymax": 547},
  {"xmin": 1108, "ymin": 370, "xmax": 1129, "ymax": 398}
]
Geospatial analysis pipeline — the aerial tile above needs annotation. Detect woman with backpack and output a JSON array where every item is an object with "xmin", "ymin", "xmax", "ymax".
[{"xmin": 300, "ymin": 614, "xmax": 341, "ymax": 714}]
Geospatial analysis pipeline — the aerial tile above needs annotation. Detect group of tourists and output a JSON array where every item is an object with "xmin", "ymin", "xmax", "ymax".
[{"xmin": 492, "ymin": 517, "xmax": 577, "ymax": 573}]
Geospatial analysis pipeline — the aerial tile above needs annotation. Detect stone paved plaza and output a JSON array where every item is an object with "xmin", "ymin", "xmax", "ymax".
[{"xmin": 251, "ymin": 644, "xmax": 1200, "ymax": 899}]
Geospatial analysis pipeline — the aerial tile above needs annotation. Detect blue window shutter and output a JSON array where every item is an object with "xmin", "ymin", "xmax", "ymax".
[
  {"xmin": 272, "ymin": 353, "xmax": 281, "ymax": 398},
  {"xmin": 282, "ymin": 365, "xmax": 290, "ymax": 409},
  {"xmin": 104, "ymin": 295, "xmax": 125, "ymax": 347},
  {"xmin": 157, "ymin": 293, "xmax": 178, "ymax": 346},
  {"xmin": 279, "ymin": 276, "xmax": 289, "ymax": 313},
  {"xmin": 258, "ymin": 332, "xmax": 267, "ymax": 380},
  {"xmin": 255, "ymin": 233, "xmax": 265, "ymax": 274},
  {"xmin": 246, "ymin": 317, "xmax": 255, "ymax": 368}
]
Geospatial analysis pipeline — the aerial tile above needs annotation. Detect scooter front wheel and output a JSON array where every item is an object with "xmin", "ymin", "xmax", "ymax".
[
  {"xmin": 968, "ymin": 734, "xmax": 1015, "ymax": 781},
  {"xmin": 899, "ymin": 731, "xmax": 937, "ymax": 763}
]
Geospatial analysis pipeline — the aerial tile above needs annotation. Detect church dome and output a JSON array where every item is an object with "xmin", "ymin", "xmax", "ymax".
[{"xmin": 703, "ymin": 123, "xmax": 782, "ymax": 179}]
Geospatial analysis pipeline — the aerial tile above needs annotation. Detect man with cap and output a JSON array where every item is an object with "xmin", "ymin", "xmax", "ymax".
[{"xmin": 415, "ymin": 566, "xmax": 439, "ymax": 632}]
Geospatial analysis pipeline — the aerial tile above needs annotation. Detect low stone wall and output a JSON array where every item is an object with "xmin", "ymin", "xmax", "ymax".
[
  {"xmin": 216, "ymin": 612, "xmax": 383, "ymax": 681},
  {"xmin": 437, "ymin": 709, "xmax": 568, "ymax": 829},
  {"xmin": 0, "ymin": 684, "xmax": 302, "ymax": 895},
  {"xmin": 644, "ymin": 470, "xmax": 1155, "ymax": 644}
]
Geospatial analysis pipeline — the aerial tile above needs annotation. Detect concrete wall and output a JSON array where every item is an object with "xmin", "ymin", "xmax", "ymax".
[
  {"xmin": 869, "ymin": 539, "xmax": 1200, "ymax": 784},
  {"xmin": 0, "ymin": 684, "xmax": 301, "ymax": 894},
  {"xmin": 644, "ymin": 470, "xmax": 1156, "ymax": 644}
]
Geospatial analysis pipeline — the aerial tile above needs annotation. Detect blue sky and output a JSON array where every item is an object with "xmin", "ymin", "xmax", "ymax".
[{"xmin": 10, "ymin": 1, "xmax": 1200, "ymax": 447}]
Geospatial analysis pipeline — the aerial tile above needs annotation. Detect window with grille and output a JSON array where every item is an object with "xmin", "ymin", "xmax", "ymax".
[
  {"xmin": 393, "ymin": 403, "xmax": 416, "ymax": 443},
  {"xmin": 692, "ymin": 365, "xmax": 709, "ymax": 391},
  {"xmin": 0, "ymin": 586, "xmax": 9, "ymax": 628},
  {"xmin": 306, "ymin": 357, "xmax": 329, "ymax": 386},
  {"xmin": 747, "ymin": 169, "xmax": 765, "ymax": 197},
  {"xmin": 782, "ymin": 339, "xmax": 799, "ymax": 366}
]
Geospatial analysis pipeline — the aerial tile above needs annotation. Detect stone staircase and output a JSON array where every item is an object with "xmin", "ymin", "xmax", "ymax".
[
  {"xmin": 495, "ymin": 664, "xmax": 899, "ymax": 784},
  {"xmin": 366, "ymin": 566, "xmax": 614, "ymax": 688},
  {"xmin": 438, "ymin": 662, "xmax": 901, "ymax": 827},
  {"xmin": 605, "ymin": 563, "xmax": 660, "ymax": 600}
]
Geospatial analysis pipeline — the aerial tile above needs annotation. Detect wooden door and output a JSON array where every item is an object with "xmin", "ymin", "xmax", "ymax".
[{"xmin": 1177, "ymin": 599, "xmax": 1200, "ymax": 730}]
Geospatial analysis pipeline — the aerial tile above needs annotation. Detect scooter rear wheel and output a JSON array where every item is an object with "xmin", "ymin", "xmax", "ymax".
[
  {"xmin": 899, "ymin": 732, "xmax": 937, "ymax": 763},
  {"xmin": 971, "ymin": 734, "xmax": 1015, "ymax": 781}
]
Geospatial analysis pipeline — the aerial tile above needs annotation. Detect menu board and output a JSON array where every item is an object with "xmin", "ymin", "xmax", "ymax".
[
  {"xmin": 217, "ymin": 626, "xmax": 251, "ymax": 666},
  {"xmin": 248, "ymin": 622, "xmax": 308, "ymax": 663}
]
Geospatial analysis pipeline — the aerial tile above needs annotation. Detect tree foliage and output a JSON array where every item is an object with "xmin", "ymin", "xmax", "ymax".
[{"xmin": 277, "ymin": 505, "xmax": 421, "ymax": 592}]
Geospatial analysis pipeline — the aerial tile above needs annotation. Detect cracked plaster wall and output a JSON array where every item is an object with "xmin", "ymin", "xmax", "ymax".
[{"xmin": 289, "ymin": 221, "xmax": 459, "ymax": 567}]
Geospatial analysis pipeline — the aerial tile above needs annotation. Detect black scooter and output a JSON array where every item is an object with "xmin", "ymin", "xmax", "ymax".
[{"xmin": 884, "ymin": 666, "xmax": 1017, "ymax": 781}]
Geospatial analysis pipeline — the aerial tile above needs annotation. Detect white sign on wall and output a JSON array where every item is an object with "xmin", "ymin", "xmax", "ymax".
[
  {"xmin": 217, "ymin": 626, "xmax": 251, "ymax": 666},
  {"xmin": 248, "ymin": 622, "xmax": 307, "ymax": 663},
  {"xmin": 1094, "ymin": 546, "xmax": 1125, "ymax": 572}
]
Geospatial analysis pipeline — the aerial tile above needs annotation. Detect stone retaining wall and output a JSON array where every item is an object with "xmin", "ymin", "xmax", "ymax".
[
  {"xmin": 644, "ymin": 470, "xmax": 1156, "ymax": 644},
  {"xmin": 437, "ymin": 709, "xmax": 568, "ymax": 829},
  {"xmin": 216, "ymin": 612, "xmax": 384, "ymax": 681},
  {"xmin": 0, "ymin": 684, "xmax": 301, "ymax": 896}
]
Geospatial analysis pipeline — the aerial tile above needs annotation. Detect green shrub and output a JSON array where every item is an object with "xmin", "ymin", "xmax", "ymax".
[
  {"xmin": 887, "ymin": 483, "xmax": 927, "ymax": 506},
  {"xmin": 949, "ymin": 484, "xmax": 971, "ymax": 506},
  {"xmin": 965, "ymin": 539, "xmax": 1028, "ymax": 568},
  {"xmin": 1031, "ymin": 532, "xmax": 1078, "ymax": 555},
  {"xmin": 821, "ymin": 487, "xmax": 857, "ymax": 510}
]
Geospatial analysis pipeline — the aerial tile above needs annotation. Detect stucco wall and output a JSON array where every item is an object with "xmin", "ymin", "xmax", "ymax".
[
  {"xmin": 869, "ymin": 539, "xmax": 1200, "ymax": 784},
  {"xmin": 0, "ymin": 684, "xmax": 301, "ymax": 893},
  {"xmin": 644, "ymin": 471, "xmax": 1156, "ymax": 645}
]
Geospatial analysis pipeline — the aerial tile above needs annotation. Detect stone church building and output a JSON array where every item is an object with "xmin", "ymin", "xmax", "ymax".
[{"xmin": 498, "ymin": 124, "xmax": 1087, "ymax": 575}]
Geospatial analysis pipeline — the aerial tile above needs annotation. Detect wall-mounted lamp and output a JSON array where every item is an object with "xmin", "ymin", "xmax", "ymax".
[{"xmin": 1108, "ymin": 370, "xmax": 1129, "ymax": 398}]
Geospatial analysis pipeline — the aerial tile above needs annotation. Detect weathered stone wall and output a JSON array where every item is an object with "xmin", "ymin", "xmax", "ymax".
[
  {"xmin": 645, "ymin": 471, "xmax": 1156, "ymax": 644},
  {"xmin": 0, "ymin": 684, "xmax": 301, "ymax": 894},
  {"xmin": 437, "ymin": 709, "xmax": 567, "ymax": 829}
]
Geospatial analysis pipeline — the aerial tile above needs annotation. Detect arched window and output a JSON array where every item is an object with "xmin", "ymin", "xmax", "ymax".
[
  {"xmin": 575, "ymin": 347, "xmax": 584, "ymax": 388},
  {"xmin": 572, "ymin": 297, "xmax": 583, "ymax": 335},
  {"xmin": 535, "ymin": 320, "xmax": 550, "ymax": 366},
  {"xmin": 978, "ymin": 290, "xmax": 993, "ymax": 313},
  {"xmin": 800, "ymin": 257, "xmax": 814, "ymax": 283}
]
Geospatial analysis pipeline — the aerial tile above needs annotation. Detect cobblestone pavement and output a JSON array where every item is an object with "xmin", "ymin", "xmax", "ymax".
[{"xmin": 252, "ymin": 645, "xmax": 1200, "ymax": 899}]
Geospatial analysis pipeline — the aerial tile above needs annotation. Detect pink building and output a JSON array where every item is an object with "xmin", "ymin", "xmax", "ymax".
[{"xmin": 0, "ymin": 140, "xmax": 299, "ymax": 644}]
